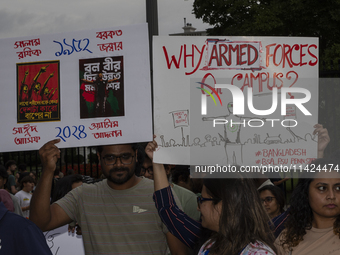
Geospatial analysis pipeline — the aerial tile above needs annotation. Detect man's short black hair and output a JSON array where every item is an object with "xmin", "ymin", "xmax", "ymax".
[
  {"xmin": 5, "ymin": 160, "xmax": 16, "ymax": 171},
  {"xmin": 18, "ymin": 164, "xmax": 27, "ymax": 172},
  {"xmin": 20, "ymin": 176, "xmax": 34, "ymax": 190},
  {"xmin": 171, "ymin": 165, "xmax": 190, "ymax": 184},
  {"xmin": 51, "ymin": 174, "xmax": 83, "ymax": 203},
  {"xmin": 97, "ymin": 143, "xmax": 138, "ymax": 154}
]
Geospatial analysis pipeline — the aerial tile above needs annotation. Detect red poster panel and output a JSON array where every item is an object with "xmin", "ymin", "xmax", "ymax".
[{"xmin": 17, "ymin": 60, "xmax": 60, "ymax": 123}]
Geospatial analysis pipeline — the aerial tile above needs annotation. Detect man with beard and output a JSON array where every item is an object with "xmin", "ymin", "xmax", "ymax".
[{"xmin": 30, "ymin": 139, "xmax": 187, "ymax": 255}]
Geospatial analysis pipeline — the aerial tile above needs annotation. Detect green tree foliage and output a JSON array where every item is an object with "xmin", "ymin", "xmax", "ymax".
[{"xmin": 193, "ymin": 0, "xmax": 340, "ymax": 60}]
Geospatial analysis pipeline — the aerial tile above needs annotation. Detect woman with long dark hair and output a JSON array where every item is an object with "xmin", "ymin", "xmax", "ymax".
[
  {"xmin": 259, "ymin": 185, "xmax": 286, "ymax": 219},
  {"xmin": 147, "ymin": 139, "xmax": 277, "ymax": 255},
  {"xmin": 276, "ymin": 158, "xmax": 340, "ymax": 254}
]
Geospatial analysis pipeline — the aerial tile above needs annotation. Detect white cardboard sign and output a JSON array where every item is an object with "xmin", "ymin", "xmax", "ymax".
[
  {"xmin": 153, "ymin": 36, "xmax": 318, "ymax": 168},
  {"xmin": 0, "ymin": 23, "xmax": 152, "ymax": 152},
  {"xmin": 44, "ymin": 225, "xmax": 85, "ymax": 255}
]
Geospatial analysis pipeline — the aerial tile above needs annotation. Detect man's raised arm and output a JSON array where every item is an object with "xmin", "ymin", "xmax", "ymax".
[
  {"xmin": 30, "ymin": 139, "xmax": 72, "ymax": 231},
  {"xmin": 313, "ymin": 123, "xmax": 330, "ymax": 158}
]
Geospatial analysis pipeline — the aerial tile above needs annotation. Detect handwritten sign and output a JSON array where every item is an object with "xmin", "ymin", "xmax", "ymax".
[
  {"xmin": 0, "ymin": 23, "xmax": 152, "ymax": 152},
  {"xmin": 44, "ymin": 225, "xmax": 85, "ymax": 255},
  {"xmin": 153, "ymin": 36, "xmax": 318, "ymax": 170},
  {"xmin": 171, "ymin": 110, "xmax": 189, "ymax": 128}
]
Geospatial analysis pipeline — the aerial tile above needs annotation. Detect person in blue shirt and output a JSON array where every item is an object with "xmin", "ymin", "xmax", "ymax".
[{"xmin": 0, "ymin": 189, "xmax": 52, "ymax": 255}]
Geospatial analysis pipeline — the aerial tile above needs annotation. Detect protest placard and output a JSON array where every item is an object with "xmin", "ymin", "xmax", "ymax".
[
  {"xmin": 0, "ymin": 23, "xmax": 152, "ymax": 152},
  {"xmin": 153, "ymin": 36, "xmax": 318, "ymax": 173}
]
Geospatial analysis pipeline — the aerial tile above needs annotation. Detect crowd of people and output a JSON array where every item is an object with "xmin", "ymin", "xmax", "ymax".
[{"xmin": 0, "ymin": 124, "xmax": 339, "ymax": 254}]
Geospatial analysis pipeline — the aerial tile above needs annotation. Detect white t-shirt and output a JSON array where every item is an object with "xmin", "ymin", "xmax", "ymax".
[{"xmin": 15, "ymin": 190, "xmax": 32, "ymax": 218}]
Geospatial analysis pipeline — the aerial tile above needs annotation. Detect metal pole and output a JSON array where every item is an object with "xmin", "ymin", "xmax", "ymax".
[{"xmin": 146, "ymin": 0, "xmax": 159, "ymax": 125}]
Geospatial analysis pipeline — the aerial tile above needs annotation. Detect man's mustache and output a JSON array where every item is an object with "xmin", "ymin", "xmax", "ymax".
[{"xmin": 110, "ymin": 167, "xmax": 130, "ymax": 173}]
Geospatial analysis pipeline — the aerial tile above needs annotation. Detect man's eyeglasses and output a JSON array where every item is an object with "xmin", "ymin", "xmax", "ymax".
[
  {"xmin": 102, "ymin": 153, "xmax": 134, "ymax": 165},
  {"xmin": 261, "ymin": 196, "xmax": 275, "ymax": 204},
  {"xmin": 197, "ymin": 195, "xmax": 220, "ymax": 208},
  {"xmin": 140, "ymin": 167, "xmax": 153, "ymax": 176}
]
